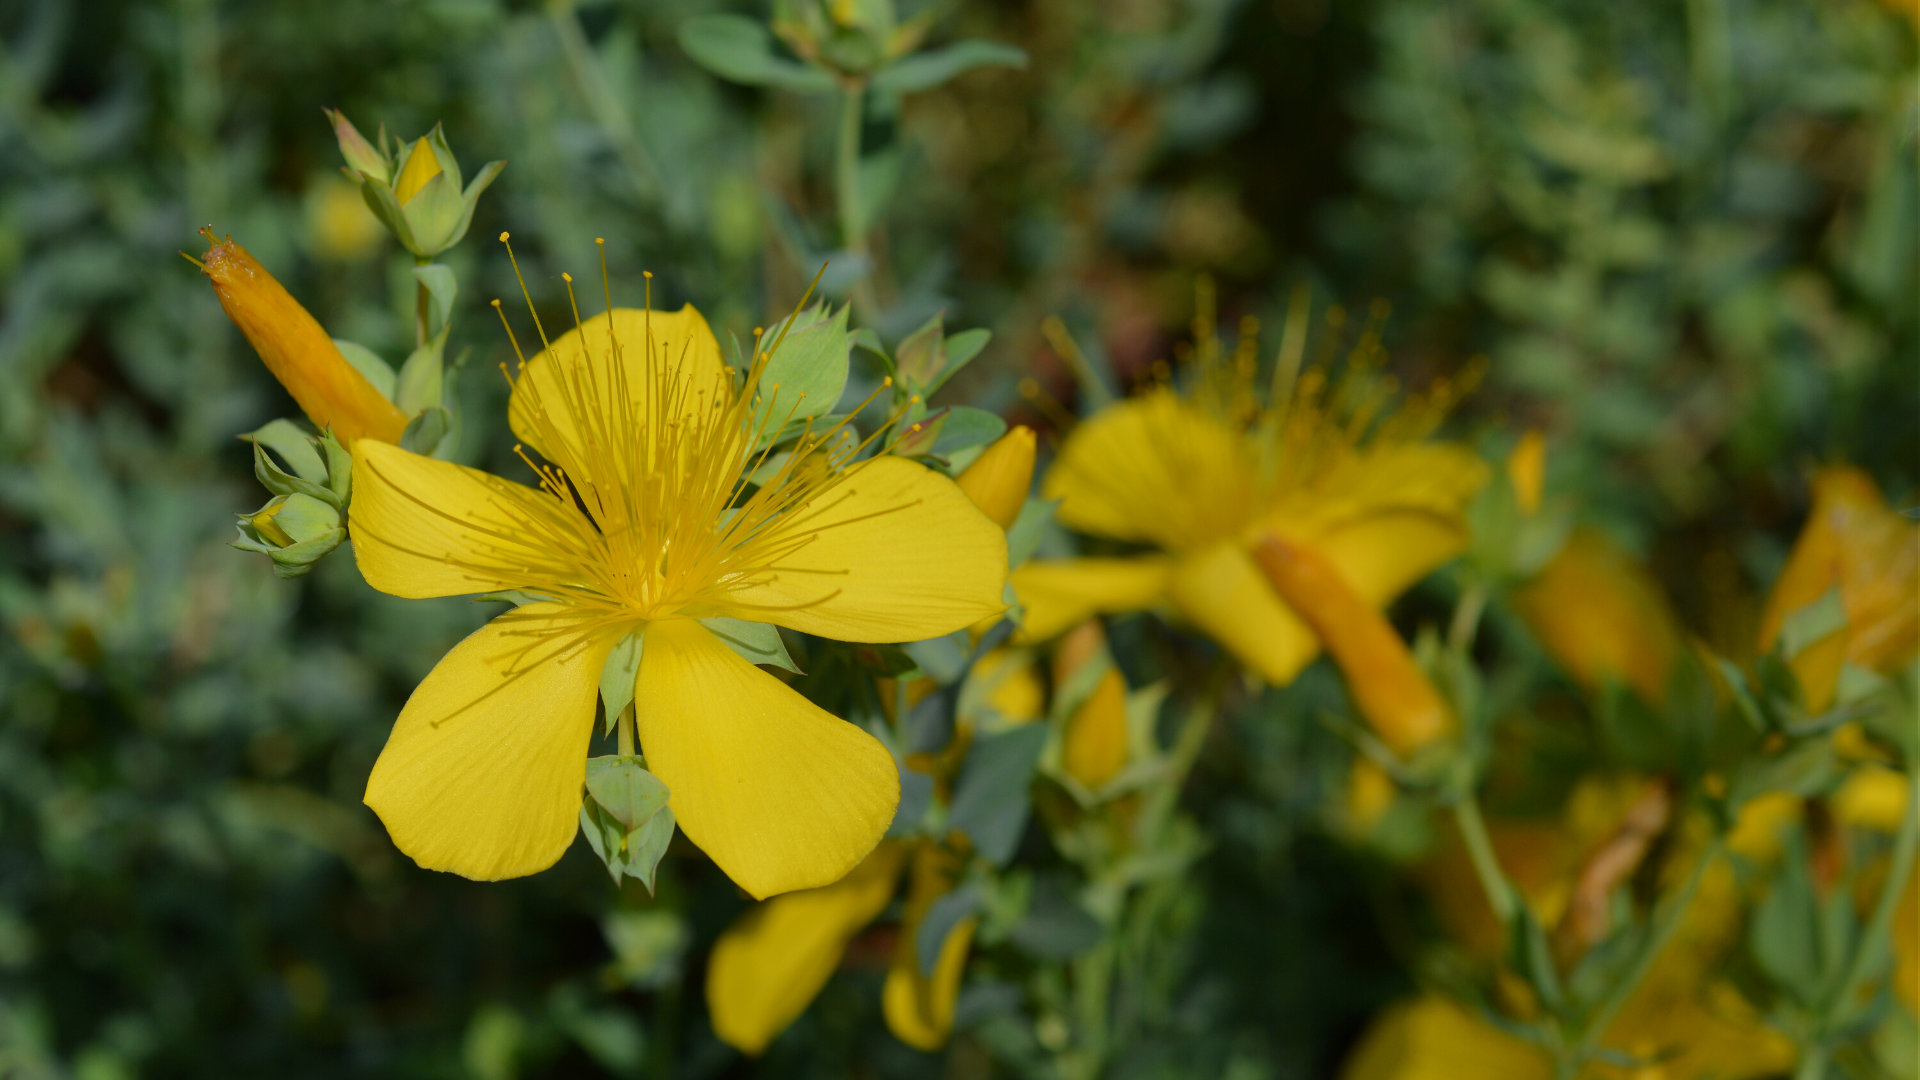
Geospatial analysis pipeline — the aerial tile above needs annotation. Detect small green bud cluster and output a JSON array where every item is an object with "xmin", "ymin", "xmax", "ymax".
[
  {"xmin": 326, "ymin": 110, "xmax": 504, "ymax": 261},
  {"xmin": 231, "ymin": 422, "xmax": 352, "ymax": 579}
]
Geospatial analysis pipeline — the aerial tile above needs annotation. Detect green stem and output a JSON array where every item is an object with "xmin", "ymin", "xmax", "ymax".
[
  {"xmin": 1448, "ymin": 582, "xmax": 1488, "ymax": 656},
  {"xmin": 1576, "ymin": 835, "xmax": 1724, "ymax": 1056},
  {"xmin": 1791, "ymin": 1042, "xmax": 1828, "ymax": 1080},
  {"xmin": 414, "ymin": 257, "xmax": 432, "ymax": 347},
  {"xmin": 1452, "ymin": 794, "xmax": 1517, "ymax": 925}
]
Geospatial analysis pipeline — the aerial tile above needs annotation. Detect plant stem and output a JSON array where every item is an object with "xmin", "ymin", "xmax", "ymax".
[
  {"xmin": 414, "ymin": 257, "xmax": 431, "ymax": 347},
  {"xmin": 1448, "ymin": 581, "xmax": 1488, "ymax": 655},
  {"xmin": 1452, "ymin": 793, "xmax": 1518, "ymax": 925},
  {"xmin": 1791, "ymin": 1042, "xmax": 1828, "ymax": 1080},
  {"xmin": 1576, "ymin": 834, "xmax": 1724, "ymax": 1056}
]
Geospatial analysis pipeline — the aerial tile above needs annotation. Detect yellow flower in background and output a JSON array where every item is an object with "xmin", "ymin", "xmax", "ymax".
[
  {"xmin": 1514, "ymin": 529, "xmax": 1684, "ymax": 706},
  {"xmin": 1507, "ymin": 429, "xmax": 1546, "ymax": 515},
  {"xmin": 1012, "ymin": 303, "xmax": 1486, "ymax": 685},
  {"xmin": 196, "ymin": 235, "xmax": 409, "ymax": 445},
  {"xmin": 350, "ymin": 294, "xmax": 1008, "ymax": 893},
  {"xmin": 707, "ymin": 842, "xmax": 908, "ymax": 1055},
  {"xmin": 305, "ymin": 174, "xmax": 383, "ymax": 261},
  {"xmin": 883, "ymin": 842, "xmax": 976, "ymax": 1050},
  {"xmin": 1757, "ymin": 465, "xmax": 1919, "ymax": 710},
  {"xmin": 1062, "ymin": 667, "xmax": 1128, "ymax": 788}
]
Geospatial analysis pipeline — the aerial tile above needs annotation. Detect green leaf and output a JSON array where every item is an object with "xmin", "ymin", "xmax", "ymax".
[
  {"xmin": 252, "ymin": 440, "xmax": 340, "ymax": 508},
  {"xmin": 584, "ymin": 756, "xmax": 671, "ymax": 831},
  {"xmin": 1505, "ymin": 904, "xmax": 1563, "ymax": 1013},
  {"xmin": 929, "ymin": 406, "xmax": 1005, "ymax": 457},
  {"xmin": 1727, "ymin": 736, "xmax": 1838, "ymax": 809},
  {"xmin": 402, "ymin": 171, "xmax": 466, "ymax": 257},
  {"xmin": 895, "ymin": 311, "xmax": 946, "ymax": 390},
  {"xmin": 947, "ymin": 724, "xmax": 1048, "ymax": 865},
  {"xmin": 870, "ymin": 40, "xmax": 1027, "ymax": 96},
  {"xmin": 1752, "ymin": 831, "xmax": 1821, "ymax": 1000},
  {"xmin": 752, "ymin": 305, "xmax": 849, "ymax": 441},
  {"xmin": 399, "ymin": 406, "xmax": 450, "ymax": 457},
  {"xmin": 1005, "ymin": 498, "xmax": 1059, "ymax": 568},
  {"xmin": 600, "ymin": 630, "xmax": 644, "ymax": 735},
  {"xmin": 622, "ymin": 804, "xmax": 675, "ymax": 896},
  {"xmin": 331, "ymin": 339, "xmax": 396, "ymax": 402},
  {"xmin": 358, "ymin": 177, "xmax": 420, "ymax": 254},
  {"xmin": 1007, "ymin": 877, "xmax": 1103, "ymax": 960},
  {"xmin": 246, "ymin": 419, "xmax": 327, "ymax": 482},
  {"xmin": 411, "ymin": 265, "xmax": 458, "ymax": 337},
  {"xmin": 396, "ymin": 329, "xmax": 448, "ymax": 415},
  {"xmin": 449, "ymin": 161, "xmax": 506, "ymax": 251},
  {"xmin": 1780, "ymin": 588, "xmax": 1848, "ymax": 660},
  {"xmin": 699, "ymin": 618, "xmax": 800, "ymax": 673},
  {"xmin": 902, "ymin": 631, "xmax": 969, "ymax": 685},
  {"xmin": 930, "ymin": 329, "xmax": 990, "ymax": 394},
  {"xmin": 677, "ymin": 15, "xmax": 836, "ymax": 94},
  {"xmin": 915, "ymin": 883, "xmax": 982, "ymax": 978}
]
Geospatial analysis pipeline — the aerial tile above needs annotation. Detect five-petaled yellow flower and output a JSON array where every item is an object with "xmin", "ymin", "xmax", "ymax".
[
  {"xmin": 1012, "ymin": 306, "xmax": 1487, "ymax": 686},
  {"xmin": 349, "ymin": 292, "xmax": 1007, "ymax": 897}
]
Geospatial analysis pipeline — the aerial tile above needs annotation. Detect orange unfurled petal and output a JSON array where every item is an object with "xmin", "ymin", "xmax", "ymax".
[
  {"xmin": 200, "ymin": 238, "xmax": 409, "ymax": 445},
  {"xmin": 1758, "ymin": 466, "xmax": 1919, "ymax": 677},
  {"xmin": 1252, "ymin": 536, "xmax": 1450, "ymax": 756},
  {"xmin": 393, "ymin": 136, "xmax": 444, "ymax": 205},
  {"xmin": 1063, "ymin": 668, "xmax": 1129, "ymax": 789},
  {"xmin": 1513, "ymin": 529, "xmax": 1683, "ymax": 706},
  {"xmin": 1506, "ymin": 430, "xmax": 1546, "ymax": 515},
  {"xmin": 955, "ymin": 425, "xmax": 1036, "ymax": 531},
  {"xmin": 883, "ymin": 843, "xmax": 974, "ymax": 1050}
]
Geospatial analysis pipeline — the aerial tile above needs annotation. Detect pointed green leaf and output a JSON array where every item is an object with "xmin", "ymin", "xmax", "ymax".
[
  {"xmin": 1780, "ymin": 588, "xmax": 1848, "ymax": 660},
  {"xmin": 331, "ymin": 339, "xmax": 396, "ymax": 402},
  {"xmin": 585, "ymin": 756, "xmax": 671, "ymax": 832},
  {"xmin": 751, "ymin": 305, "xmax": 849, "ymax": 442},
  {"xmin": 246, "ymin": 419, "xmax": 327, "ymax": 482},
  {"xmin": 929, "ymin": 406, "xmax": 1005, "ymax": 456},
  {"xmin": 600, "ymin": 630, "xmax": 644, "ymax": 735},
  {"xmin": 399, "ymin": 406, "xmax": 450, "ymax": 457},
  {"xmin": 622, "ymin": 805, "xmax": 675, "ymax": 896},
  {"xmin": 678, "ymin": 15, "xmax": 836, "ymax": 94},
  {"xmin": 357, "ymin": 177, "xmax": 420, "ymax": 254},
  {"xmin": 870, "ymin": 39, "xmax": 1027, "ymax": 96},
  {"xmin": 699, "ymin": 618, "xmax": 800, "ymax": 673},
  {"xmin": 931, "ymin": 328, "xmax": 990, "ymax": 393}
]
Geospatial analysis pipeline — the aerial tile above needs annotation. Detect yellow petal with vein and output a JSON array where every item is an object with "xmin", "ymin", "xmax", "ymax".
[
  {"xmin": 1043, "ymin": 391, "xmax": 1257, "ymax": 551},
  {"xmin": 508, "ymin": 306, "xmax": 726, "ymax": 470},
  {"xmin": 708, "ymin": 456, "xmax": 1008, "ymax": 643},
  {"xmin": 1166, "ymin": 543, "xmax": 1320, "ymax": 685},
  {"xmin": 1008, "ymin": 556, "xmax": 1174, "ymax": 642},
  {"xmin": 363, "ymin": 603, "xmax": 618, "ymax": 881},
  {"xmin": 634, "ymin": 619, "xmax": 899, "ymax": 899},
  {"xmin": 350, "ymin": 439, "xmax": 592, "ymax": 599},
  {"xmin": 707, "ymin": 843, "xmax": 907, "ymax": 1055}
]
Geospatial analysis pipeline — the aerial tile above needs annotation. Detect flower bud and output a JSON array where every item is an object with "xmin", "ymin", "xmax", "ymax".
[
  {"xmin": 1252, "ymin": 535, "xmax": 1450, "ymax": 756},
  {"xmin": 198, "ymin": 236, "xmax": 410, "ymax": 446},
  {"xmin": 955, "ymin": 426, "xmax": 1035, "ymax": 531},
  {"xmin": 1513, "ymin": 529, "xmax": 1682, "ymax": 707},
  {"xmin": 1063, "ymin": 667, "xmax": 1128, "ymax": 789},
  {"xmin": 392, "ymin": 137, "xmax": 444, "ymax": 205},
  {"xmin": 1506, "ymin": 429, "xmax": 1546, "ymax": 515},
  {"xmin": 232, "ymin": 492, "xmax": 347, "ymax": 579}
]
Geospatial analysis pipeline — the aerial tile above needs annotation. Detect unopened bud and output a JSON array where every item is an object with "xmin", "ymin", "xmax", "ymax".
[
  {"xmin": 1063, "ymin": 668, "xmax": 1128, "ymax": 789},
  {"xmin": 1506, "ymin": 429, "xmax": 1545, "ymax": 515},
  {"xmin": 325, "ymin": 108, "xmax": 390, "ymax": 184},
  {"xmin": 1514, "ymin": 530, "xmax": 1681, "ymax": 707},
  {"xmin": 392, "ymin": 137, "xmax": 444, "ymax": 205},
  {"xmin": 1253, "ymin": 535, "xmax": 1450, "ymax": 756},
  {"xmin": 955, "ymin": 426, "xmax": 1035, "ymax": 531}
]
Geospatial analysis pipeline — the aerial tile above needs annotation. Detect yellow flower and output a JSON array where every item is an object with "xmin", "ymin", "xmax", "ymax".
[
  {"xmin": 305, "ymin": 174, "xmax": 383, "ymax": 261},
  {"xmin": 1062, "ymin": 667, "xmax": 1128, "ymax": 788},
  {"xmin": 1507, "ymin": 429, "xmax": 1547, "ymax": 515},
  {"xmin": 883, "ymin": 842, "xmax": 975, "ymax": 1050},
  {"xmin": 1253, "ymin": 535, "xmax": 1450, "ymax": 756},
  {"xmin": 707, "ymin": 842, "xmax": 908, "ymax": 1055},
  {"xmin": 955, "ymin": 425, "xmax": 1037, "ymax": 531},
  {"xmin": 1011, "ymin": 314, "xmax": 1486, "ymax": 685},
  {"xmin": 196, "ymin": 235, "xmax": 409, "ymax": 445},
  {"xmin": 349, "ymin": 297, "xmax": 1008, "ymax": 894},
  {"xmin": 1514, "ymin": 530, "xmax": 1684, "ymax": 706},
  {"xmin": 1757, "ymin": 466, "xmax": 1919, "ymax": 710}
]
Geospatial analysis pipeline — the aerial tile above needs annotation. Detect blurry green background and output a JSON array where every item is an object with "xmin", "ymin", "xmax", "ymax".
[{"xmin": 0, "ymin": 0, "xmax": 1911, "ymax": 1075}]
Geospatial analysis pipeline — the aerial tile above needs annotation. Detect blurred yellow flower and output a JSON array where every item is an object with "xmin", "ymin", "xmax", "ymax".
[
  {"xmin": 196, "ymin": 235, "xmax": 409, "ymax": 445},
  {"xmin": 707, "ymin": 842, "xmax": 908, "ymax": 1055},
  {"xmin": 305, "ymin": 174, "xmax": 383, "ymax": 261},
  {"xmin": 883, "ymin": 842, "xmax": 976, "ymax": 1050},
  {"xmin": 1514, "ymin": 529, "xmax": 1684, "ymax": 706},
  {"xmin": 351, "ymin": 299, "xmax": 1007, "ymax": 892},
  {"xmin": 1013, "ymin": 309, "xmax": 1486, "ymax": 685},
  {"xmin": 1507, "ymin": 429, "xmax": 1546, "ymax": 515},
  {"xmin": 1757, "ymin": 465, "xmax": 1918, "ymax": 710},
  {"xmin": 1062, "ymin": 667, "xmax": 1128, "ymax": 788}
]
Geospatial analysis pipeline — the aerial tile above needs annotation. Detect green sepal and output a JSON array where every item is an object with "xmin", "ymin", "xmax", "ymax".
[
  {"xmin": 928, "ymin": 406, "xmax": 1005, "ymax": 457},
  {"xmin": 579, "ymin": 773, "xmax": 675, "ymax": 896},
  {"xmin": 332, "ymin": 339, "xmax": 397, "ymax": 401},
  {"xmin": 326, "ymin": 108, "xmax": 391, "ymax": 184},
  {"xmin": 894, "ymin": 311, "xmax": 946, "ymax": 391},
  {"xmin": 318, "ymin": 430, "xmax": 353, "ymax": 504},
  {"xmin": 600, "ymin": 630, "xmax": 644, "ymax": 735},
  {"xmin": 474, "ymin": 590, "xmax": 559, "ymax": 606},
  {"xmin": 423, "ymin": 122, "xmax": 463, "ymax": 191},
  {"xmin": 699, "ymin": 617, "xmax": 800, "ymax": 673},
  {"xmin": 252, "ymin": 440, "xmax": 341, "ymax": 510},
  {"xmin": 246, "ymin": 419, "xmax": 327, "ymax": 482},
  {"xmin": 266, "ymin": 528, "xmax": 346, "ymax": 579},
  {"xmin": 585, "ymin": 756, "xmax": 670, "ymax": 831},
  {"xmin": 450, "ymin": 161, "xmax": 506, "ymax": 252},
  {"xmin": 402, "ymin": 172, "xmax": 465, "ymax": 260},
  {"xmin": 397, "ymin": 328, "xmax": 448, "ymax": 415},
  {"xmin": 270, "ymin": 493, "xmax": 343, "ymax": 545},
  {"xmin": 358, "ymin": 175, "xmax": 420, "ymax": 254},
  {"xmin": 890, "ymin": 406, "xmax": 948, "ymax": 458}
]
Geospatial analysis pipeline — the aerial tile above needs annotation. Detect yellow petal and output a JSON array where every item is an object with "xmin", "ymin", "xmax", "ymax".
[
  {"xmin": 1252, "ymin": 536, "xmax": 1450, "ymax": 755},
  {"xmin": 1506, "ymin": 430, "xmax": 1546, "ymax": 515},
  {"xmin": 1063, "ymin": 668, "xmax": 1129, "ymax": 788},
  {"xmin": 1042, "ymin": 390, "xmax": 1258, "ymax": 551},
  {"xmin": 955, "ymin": 426, "xmax": 1036, "ymax": 531},
  {"xmin": 1313, "ymin": 509, "xmax": 1469, "ymax": 607},
  {"xmin": 1759, "ymin": 465, "xmax": 1918, "ymax": 674},
  {"xmin": 964, "ymin": 647, "xmax": 1046, "ymax": 725},
  {"xmin": 349, "ymin": 439, "xmax": 593, "ymax": 600},
  {"xmin": 883, "ymin": 844, "xmax": 974, "ymax": 1051},
  {"xmin": 200, "ymin": 238, "xmax": 408, "ymax": 445},
  {"xmin": 707, "ymin": 843, "xmax": 907, "ymax": 1055},
  {"xmin": 1513, "ymin": 530, "xmax": 1682, "ymax": 705},
  {"xmin": 1340, "ymin": 994, "xmax": 1551, "ymax": 1080},
  {"xmin": 1832, "ymin": 765, "xmax": 1911, "ymax": 833},
  {"xmin": 392, "ymin": 137, "xmax": 444, "ymax": 205},
  {"xmin": 707, "ymin": 456, "xmax": 1008, "ymax": 643},
  {"xmin": 1165, "ymin": 543, "xmax": 1320, "ymax": 685},
  {"xmin": 507, "ymin": 306, "xmax": 726, "ymax": 471},
  {"xmin": 634, "ymin": 619, "xmax": 900, "ymax": 898},
  {"xmin": 363, "ymin": 603, "xmax": 618, "ymax": 881},
  {"xmin": 1008, "ymin": 556, "xmax": 1174, "ymax": 643}
]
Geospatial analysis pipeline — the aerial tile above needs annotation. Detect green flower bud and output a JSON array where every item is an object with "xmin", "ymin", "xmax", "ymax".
[{"xmin": 332, "ymin": 117, "xmax": 505, "ymax": 260}]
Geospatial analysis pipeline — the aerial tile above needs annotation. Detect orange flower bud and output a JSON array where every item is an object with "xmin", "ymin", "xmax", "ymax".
[
  {"xmin": 1514, "ymin": 530, "xmax": 1682, "ymax": 706},
  {"xmin": 955, "ymin": 425, "xmax": 1036, "ymax": 531},
  {"xmin": 1506, "ymin": 429, "xmax": 1546, "ymax": 515},
  {"xmin": 199, "ymin": 237, "xmax": 409, "ymax": 446},
  {"xmin": 1252, "ymin": 535, "xmax": 1450, "ymax": 756}
]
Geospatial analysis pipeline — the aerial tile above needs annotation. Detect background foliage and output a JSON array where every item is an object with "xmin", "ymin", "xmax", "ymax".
[{"xmin": 0, "ymin": 0, "xmax": 1912, "ymax": 1076}]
